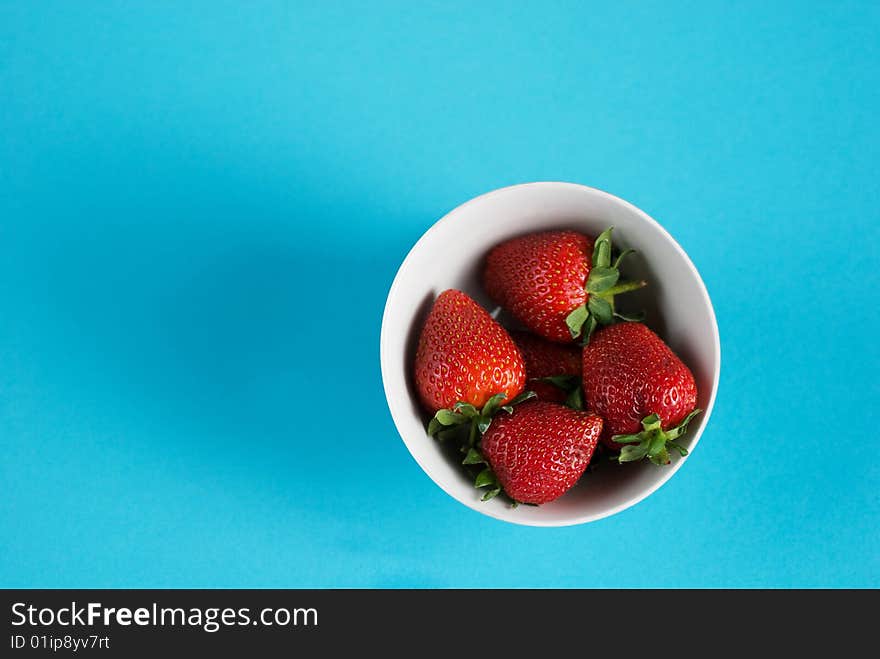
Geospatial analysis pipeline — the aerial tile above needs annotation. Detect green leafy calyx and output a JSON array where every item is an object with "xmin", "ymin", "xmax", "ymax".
[
  {"xmin": 609, "ymin": 409, "xmax": 702, "ymax": 466},
  {"xmin": 534, "ymin": 375, "xmax": 585, "ymax": 410},
  {"xmin": 426, "ymin": 390, "xmax": 537, "ymax": 503},
  {"xmin": 565, "ymin": 227, "xmax": 647, "ymax": 345}
]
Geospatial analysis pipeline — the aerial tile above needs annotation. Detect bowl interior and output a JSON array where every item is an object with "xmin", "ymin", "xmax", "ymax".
[{"xmin": 381, "ymin": 182, "xmax": 720, "ymax": 526}]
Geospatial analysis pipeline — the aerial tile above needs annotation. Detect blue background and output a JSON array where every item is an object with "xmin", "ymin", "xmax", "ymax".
[{"xmin": 1, "ymin": 1, "xmax": 877, "ymax": 588}]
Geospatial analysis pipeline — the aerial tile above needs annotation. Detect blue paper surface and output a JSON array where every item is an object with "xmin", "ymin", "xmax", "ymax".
[{"xmin": 1, "ymin": 1, "xmax": 877, "ymax": 587}]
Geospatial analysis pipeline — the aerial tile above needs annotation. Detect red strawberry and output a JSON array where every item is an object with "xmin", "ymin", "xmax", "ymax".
[
  {"xmin": 581, "ymin": 322, "xmax": 701, "ymax": 465},
  {"xmin": 478, "ymin": 401, "xmax": 603, "ymax": 504},
  {"xmin": 414, "ymin": 289, "xmax": 526, "ymax": 415},
  {"xmin": 483, "ymin": 228, "xmax": 645, "ymax": 344},
  {"xmin": 511, "ymin": 331, "xmax": 582, "ymax": 405}
]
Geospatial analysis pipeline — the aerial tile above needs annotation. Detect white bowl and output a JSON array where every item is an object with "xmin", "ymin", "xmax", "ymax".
[{"xmin": 380, "ymin": 182, "xmax": 720, "ymax": 526}]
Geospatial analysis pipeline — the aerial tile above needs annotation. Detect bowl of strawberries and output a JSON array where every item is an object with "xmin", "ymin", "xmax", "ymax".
[{"xmin": 381, "ymin": 182, "xmax": 720, "ymax": 526}]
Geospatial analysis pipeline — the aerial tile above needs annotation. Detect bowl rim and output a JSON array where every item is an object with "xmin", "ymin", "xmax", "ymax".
[{"xmin": 380, "ymin": 181, "xmax": 721, "ymax": 526}]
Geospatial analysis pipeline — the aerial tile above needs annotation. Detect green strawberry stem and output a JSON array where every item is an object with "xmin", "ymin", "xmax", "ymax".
[
  {"xmin": 609, "ymin": 409, "xmax": 702, "ymax": 466},
  {"xmin": 565, "ymin": 227, "xmax": 647, "ymax": 345},
  {"xmin": 603, "ymin": 280, "xmax": 648, "ymax": 297},
  {"xmin": 427, "ymin": 390, "xmax": 537, "ymax": 501}
]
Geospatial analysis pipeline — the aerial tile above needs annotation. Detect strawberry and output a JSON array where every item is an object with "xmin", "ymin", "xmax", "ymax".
[
  {"xmin": 473, "ymin": 401, "xmax": 603, "ymax": 504},
  {"xmin": 511, "ymin": 331, "xmax": 583, "ymax": 406},
  {"xmin": 482, "ymin": 228, "xmax": 645, "ymax": 344},
  {"xmin": 414, "ymin": 289, "xmax": 526, "ymax": 415},
  {"xmin": 581, "ymin": 322, "xmax": 701, "ymax": 465}
]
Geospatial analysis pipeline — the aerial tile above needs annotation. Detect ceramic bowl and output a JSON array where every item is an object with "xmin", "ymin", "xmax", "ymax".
[{"xmin": 380, "ymin": 182, "xmax": 720, "ymax": 526}]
